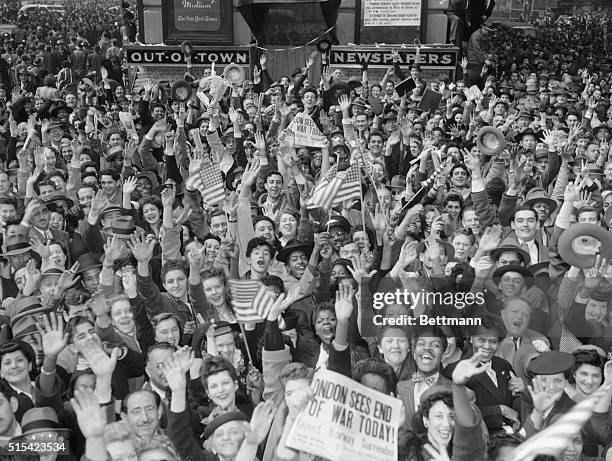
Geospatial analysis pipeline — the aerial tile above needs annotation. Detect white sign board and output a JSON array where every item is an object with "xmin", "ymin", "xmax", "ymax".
[
  {"xmin": 287, "ymin": 369, "xmax": 402, "ymax": 461},
  {"xmin": 363, "ymin": 0, "xmax": 422, "ymax": 27}
]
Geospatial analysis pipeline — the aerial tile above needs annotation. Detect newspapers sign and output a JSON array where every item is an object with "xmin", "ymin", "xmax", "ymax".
[
  {"xmin": 363, "ymin": 0, "xmax": 422, "ymax": 27},
  {"xmin": 287, "ymin": 369, "xmax": 402, "ymax": 461},
  {"xmin": 330, "ymin": 47, "xmax": 458, "ymax": 69}
]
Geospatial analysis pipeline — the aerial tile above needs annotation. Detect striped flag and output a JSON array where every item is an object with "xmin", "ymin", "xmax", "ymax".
[
  {"xmin": 559, "ymin": 322, "xmax": 582, "ymax": 353},
  {"xmin": 306, "ymin": 166, "xmax": 342, "ymax": 210},
  {"xmin": 228, "ymin": 280, "xmax": 276, "ymax": 323},
  {"xmin": 331, "ymin": 164, "xmax": 362, "ymax": 207},
  {"xmin": 186, "ymin": 160, "xmax": 225, "ymax": 206},
  {"xmin": 307, "ymin": 164, "xmax": 362, "ymax": 210},
  {"xmin": 510, "ymin": 384, "xmax": 611, "ymax": 461}
]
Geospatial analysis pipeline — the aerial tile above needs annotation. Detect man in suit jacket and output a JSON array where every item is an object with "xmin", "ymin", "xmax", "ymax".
[
  {"xmin": 499, "ymin": 205, "xmax": 549, "ymax": 264},
  {"xmin": 19, "ymin": 198, "xmax": 71, "ymax": 263},
  {"xmin": 497, "ymin": 297, "xmax": 550, "ymax": 381},
  {"xmin": 397, "ymin": 325, "xmax": 450, "ymax": 432},
  {"xmin": 444, "ymin": 315, "xmax": 524, "ymax": 432}
]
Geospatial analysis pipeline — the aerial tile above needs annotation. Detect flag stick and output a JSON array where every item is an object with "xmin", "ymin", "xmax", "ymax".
[{"xmin": 238, "ymin": 323, "xmax": 254, "ymax": 367}]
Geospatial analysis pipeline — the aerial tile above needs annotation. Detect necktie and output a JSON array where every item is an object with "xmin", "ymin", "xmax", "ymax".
[
  {"xmin": 164, "ymin": 388, "xmax": 172, "ymax": 406},
  {"xmin": 412, "ymin": 372, "xmax": 437, "ymax": 387},
  {"xmin": 520, "ymin": 241, "xmax": 529, "ymax": 253}
]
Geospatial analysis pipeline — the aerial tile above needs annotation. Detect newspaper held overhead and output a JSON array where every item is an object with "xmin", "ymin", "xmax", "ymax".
[
  {"xmin": 287, "ymin": 369, "xmax": 403, "ymax": 461},
  {"xmin": 287, "ymin": 113, "xmax": 327, "ymax": 148}
]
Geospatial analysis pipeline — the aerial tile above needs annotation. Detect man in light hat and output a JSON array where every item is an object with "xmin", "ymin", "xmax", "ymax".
[{"xmin": 20, "ymin": 198, "xmax": 70, "ymax": 259}]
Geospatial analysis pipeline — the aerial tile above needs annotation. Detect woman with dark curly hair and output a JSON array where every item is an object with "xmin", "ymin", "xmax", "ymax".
[
  {"xmin": 567, "ymin": 348, "xmax": 605, "ymax": 403},
  {"xmin": 139, "ymin": 196, "xmax": 163, "ymax": 240}
]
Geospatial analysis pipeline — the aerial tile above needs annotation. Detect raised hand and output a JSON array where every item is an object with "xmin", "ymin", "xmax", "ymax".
[
  {"xmin": 564, "ymin": 181, "xmax": 581, "ymax": 203},
  {"xmin": 34, "ymin": 147, "xmax": 46, "ymax": 170},
  {"xmin": 161, "ymin": 357, "xmax": 187, "ymax": 392},
  {"xmin": 161, "ymin": 185, "xmax": 176, "ymax": 209},
  {"xmin": 347, "ymin": 254, "xmax": 377, "ymax": 282},
  {"xmin": 528, "ymin": 378, "xmax": 562, "ymax": 414},
  {"xmin": 244, "ymin": 400, "xmax": 276, "ymax": 445},
  {"xmin": 123, "ymin": 176, "xmax": 138, "ymax": 196},
  {"xmin": 128, "ymin": 232, "xmax": 156, "ymax": 262},
  {"xmin": 81, "ymin": 343, "xmax": 118, "ymax": 377},
  {"xmin": 87, "ymin": 292, "xmax": 110, "ymax": 318},
  {"xmin": 104, "ymin": 235, "xmax": 124, "ymax": 262},
  {"xmin": 463, "ymin": 149, "xmax": 481, "ymax": 173},
  {"xmin": 369, "ymin": 203, "xmax": 388, "ymax": 236},
  {"xmin": 452, "ymin": 351, "xmax": 490, "ymax": 385},
  {"xmin": 387, "ymin": 131, "xmax": 401, "ymax": 146},
  {"xmin": 334, "ymin": 281, "xmax": 355, "ymax": 321},
  {"xmin": 254, "ymin": 131, "xmax": 266, "ymax": 154},
  {"xmin": 90, "ymin": 190, "xmax": 109, "ymax": 216},
  {"xmin": 54, "ymin": 261, "xmax": 80, "ymax": 296},
  {"xmin": 228, "ymin": 107, "xmax": 239, "ymax": 125},
  {"xmin": 29, "ymin": 236, "xmax": 50, "ymax": 260},
  {"xmin": 173, "ymin": 346, "xmax": 195, "ymax": 374},
  {"xmin": 478, "ymin": 225, "xmax": 503, "ymax": 252},
  {"xmin": 36, "ymin": 312, "xmax": 67, "ymax": 359},
  {"xmin": 604, "ymin": 360, "xmax": 612, "ymax": 385},
  {"xmin": 122, "ymin": 270, "xmax": 137, "ymax": 298},
  {"xmin": 423, "ymin": 444, "xmax": 451, "ymax": 461},
  {"xmin": 397, "ymin": 240, "xmax": 419, "ymax": 269},
  {"xmin": 338, "ymin": 94, "xmax": 351, "ymax": 113},
  {"xmin": 583, "ymin": 255, "xmax": 608, "ymax": 290},
  {"xmin": 508, "ymin": 371, "xmax": 526, "ymax": 394},
  {"xmin": 541, "ymin": 129, "xmax": 555, "ymax": 147},
  {"xmin": 241, "ymin": 158, "xmax": 261, "ymax": 188},
  {"xmin": 71, "ymin": 389, "xmax": 107, "ymax": 439}
]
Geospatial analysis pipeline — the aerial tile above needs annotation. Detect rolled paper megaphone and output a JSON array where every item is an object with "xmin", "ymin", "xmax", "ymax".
[
  {"xmin": 171, "ymin": 80, "xmax": 193, "ymax": 103},
  {"xmin": 223, "ymin": 63, "xmax": 245, "ymax": 85},
  {"xmin": 476, "ymin": 126, "xmax": 506, "ymax": 156}
]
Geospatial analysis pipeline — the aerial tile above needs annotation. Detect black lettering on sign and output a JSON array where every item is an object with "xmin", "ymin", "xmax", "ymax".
[
  {"xmin": 330, "ymin": 48, "xmax": 458, "ymax": 68},
  {"xmin": 125, "ymin": 47, "xmax": 251, "ymax": 66}
]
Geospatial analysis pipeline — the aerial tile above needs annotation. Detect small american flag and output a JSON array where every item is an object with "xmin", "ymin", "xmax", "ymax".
[
  {"xmin": 306, "ymin": 166, "xmax": 342, "ymax": 210},
  {"xmin": 186, "ymin": 160, "xmax": 225, "ymax": 206},
  {"xmin": 510, "ymin": 384, "xmax": 610, "ymax": 461},
  {"xmin": 331, "ymin": 164, "xmax": 362, "ymax": 207},
  {"xmin": 228, "ymin": 280, "xmax": 276, "ymax": 323}
]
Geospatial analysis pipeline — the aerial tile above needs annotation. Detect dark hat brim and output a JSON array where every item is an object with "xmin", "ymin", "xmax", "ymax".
[
  {"xmin": 491, "ymin": 264, "xmax": 534, "ymax": 287},
  {"xmin": 277, "ymin": 242, "xmax": 314, "ymax": 264},
  {"xmin": 490, "ymin": 245, "xmax": 531, "ymax": 265},
  {"xmin": 524, "ymin": 197, "xmax": 557, "ymax": 214}
]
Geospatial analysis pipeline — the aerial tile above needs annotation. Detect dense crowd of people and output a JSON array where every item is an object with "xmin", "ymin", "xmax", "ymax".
[{"xmin": 0, "ymin": 2, "xmax": 612, "ymax": 461}]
